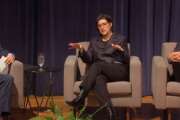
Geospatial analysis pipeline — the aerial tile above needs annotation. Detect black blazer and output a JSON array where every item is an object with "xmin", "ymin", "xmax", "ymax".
[{"xmin": 79, "ymin": 33, "xmax": 130, "ymax": 65}]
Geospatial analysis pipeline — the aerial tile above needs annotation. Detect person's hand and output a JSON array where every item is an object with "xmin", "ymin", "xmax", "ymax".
[
  {"xmin": 111, "ymin": 43, "xmax": 124, "ymax": 52},
  {"xmin": 5, "ymin": 53, "xmax": 15, "ymax": 64},
  {"xmin": 168, "ymin": 52, "xmax": 180, "ymax": 62},
  {"xmin": 68, "ymin": 43, "xmax": 83, "ymax": 50}
]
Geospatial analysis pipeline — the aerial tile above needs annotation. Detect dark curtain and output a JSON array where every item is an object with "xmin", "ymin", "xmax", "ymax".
[{"xmin": 0, "ymin": 0, "xmax": 180, "ymax": 96}]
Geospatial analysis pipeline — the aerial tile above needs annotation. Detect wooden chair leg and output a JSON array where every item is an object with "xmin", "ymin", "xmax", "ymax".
[
  {"xmin": 132, "ymin": 108, "xmax": 137, "ymax": 118},
  {"xmin": 126, "ymin": 108, "xmax": 131, "ymax": 120},
  {"xmin": 159, "ymin": 109, "xmax": 170, "ymax": 120},
  {"xmin": 159, "ymin": 110, "xmax": 165, "ymax": 120},
  {"xmin": 167, "ymin": 109, "xmax": 172, "ymax": 120}
]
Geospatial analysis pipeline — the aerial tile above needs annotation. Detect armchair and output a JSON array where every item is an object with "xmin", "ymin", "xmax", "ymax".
[
  {"xmin": 9, "ymin": 60, "xmax": 24, "ymax": 108},
  {"xmin": 152, "ymin": 42, "xmax": 180, "ymax": 119},
  {"xmin": 64, "ymin": 41, "xmax": 142, "ymax": 112}
]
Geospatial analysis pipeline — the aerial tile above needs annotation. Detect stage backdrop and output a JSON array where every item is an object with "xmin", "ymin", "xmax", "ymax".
[{"xmin": 0, "ymin": 0, "xmax": 179, "ymax": 96}]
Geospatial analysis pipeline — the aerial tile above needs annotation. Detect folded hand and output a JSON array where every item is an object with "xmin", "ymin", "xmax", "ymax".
[
  {"xmin": 5, "ymin": 53, "xmax": 15, "ymax": 64},
  {"xmin": 168, "ymin": 52, "xmax": 180, "ymax": 62}
]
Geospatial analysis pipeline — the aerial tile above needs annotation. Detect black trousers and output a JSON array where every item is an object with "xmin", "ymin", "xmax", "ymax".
[
  {"xmin": 0, "ymin": 74, "xmax": 13, "ymax": 115},
  {"xmin": 172, "ymin": 62, "xmax": 180, "ymax": 82},
  {"xmin": 80, "ymin": 62, "xmax": 129, "ymax": 105}
]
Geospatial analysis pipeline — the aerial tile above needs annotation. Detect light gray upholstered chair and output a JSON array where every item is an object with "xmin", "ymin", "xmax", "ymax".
[
  {"xmin": 9, "ymin": 60, "xmax": 24, "ymax": 108},
  {"xmin": 152, "ymin": 42, "xmax": 179, "ymax": 119},
  {"xmin": 64, "ymin": 41, "xmax": 142, "ymax": 117}
]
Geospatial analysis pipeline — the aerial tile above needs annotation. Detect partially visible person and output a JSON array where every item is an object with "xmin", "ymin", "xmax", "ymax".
[
  {"xmin": 0, "ymin": 44, "xmax": 15, "ymax": 120},
  {"xmin": 168, "ymin": 43, "xmax": 180, "ymax": 82},
  {"xmin": 68, "ymin": 14, "xmax": 129, "ymax": 120}
]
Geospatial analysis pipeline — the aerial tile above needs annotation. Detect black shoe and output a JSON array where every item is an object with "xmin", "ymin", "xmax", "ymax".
[
  {"xmin": 67, "ymin": 89, "xmax": 86, "ymax": 109},
  {"xmin": 67, "ymin": 96, "xmax": 85, "ymax": 109}
]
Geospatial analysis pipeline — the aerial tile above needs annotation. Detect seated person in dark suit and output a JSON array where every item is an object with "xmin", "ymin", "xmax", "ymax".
[
  {"xmin": 68, "ymin": 14, "xmax": 129, "ymax": 120},
  {"xmin": 168, "ymin": 43, "xmax": 180, "ymax": 82},
  {"xmin": 0, "ymin": 44, "xmax": 15, "ymax": 120}
]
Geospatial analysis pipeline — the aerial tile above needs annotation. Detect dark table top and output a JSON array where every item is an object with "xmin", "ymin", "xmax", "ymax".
[{"xmin": 24, "ymin": 64, "xmax": 61, "ymax": 73}]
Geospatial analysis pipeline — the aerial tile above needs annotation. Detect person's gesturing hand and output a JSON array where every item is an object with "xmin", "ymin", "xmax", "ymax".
[
  {"xmin": 68, "ymin": 43, "xmax": 83, "ymax": 50},
  {"xmin": 168, "ymin": 52, "xmax": 180, "ymax": 62},
  {"xmin": 111, "ymin": 43, "xmax": 124, "ymax": 52}
]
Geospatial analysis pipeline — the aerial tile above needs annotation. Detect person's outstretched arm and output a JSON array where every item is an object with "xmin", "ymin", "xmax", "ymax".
[{"xmin": 68, "ymin": 42, "xmax": 93, "ymax": 64}]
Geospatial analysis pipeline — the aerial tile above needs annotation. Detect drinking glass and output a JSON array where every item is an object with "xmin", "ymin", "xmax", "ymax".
[{"xmin": 37, "ymin": 53, "xmax": 45, "ymax": 68}]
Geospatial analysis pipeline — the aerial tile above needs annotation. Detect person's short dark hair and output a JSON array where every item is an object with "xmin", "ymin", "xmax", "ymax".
[{"xmin": 96, "ymin": 14, "xmax": 113, "ymax": 25}]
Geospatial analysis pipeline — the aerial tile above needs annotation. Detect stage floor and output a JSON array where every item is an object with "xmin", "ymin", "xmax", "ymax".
[{"xmin": 9, "ymin": 96, "xmax": 180, "ymax": 120}]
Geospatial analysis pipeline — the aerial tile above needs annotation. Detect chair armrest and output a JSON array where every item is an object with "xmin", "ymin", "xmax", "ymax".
[
  {"xmin": 9, "ymin": 60, "xmax": 24, "ymax": 108},
  {"xmin": 63, "ymin": 55, "xmax": 78, "ymax": 102},
  {"xmin": 151, "ymin": 56, "xmax": 167, "ymax": 109},
  {"xmin": 130, "ymin": 56, "xmax": 142, "ymax": 107}
]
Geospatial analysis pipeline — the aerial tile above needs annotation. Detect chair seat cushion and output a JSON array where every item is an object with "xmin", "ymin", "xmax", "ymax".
[
  {"xmin": 73, "ymin": 81, "xmax": 131, "ymax": 96},
  {"xmin": 167, "ymin": 81, "xmax": 180, "ymax": 96}
]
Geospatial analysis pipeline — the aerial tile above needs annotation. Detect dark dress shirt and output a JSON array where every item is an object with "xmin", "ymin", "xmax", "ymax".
[
  {"xmin": 171, "ymin": 43, "xmax": 180, "ymax": 82},
  {"xmin": 174, "ymin": 43, "xmax": 180, "ymax": 51},
  {"xmin": 79, "ymin": 33, "xmax": 130, "ymax": 65}
]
